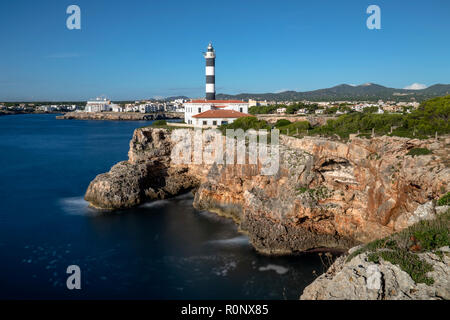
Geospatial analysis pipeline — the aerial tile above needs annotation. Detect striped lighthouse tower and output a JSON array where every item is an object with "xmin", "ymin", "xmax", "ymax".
[{"xmin": 204, "ymin": 42, "xmax": 216, "ymax": 100}]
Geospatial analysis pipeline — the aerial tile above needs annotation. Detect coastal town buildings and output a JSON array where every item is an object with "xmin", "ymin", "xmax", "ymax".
[{"xmin": 248, "ymin": 99, "xmax": 269, "ymax": 107}]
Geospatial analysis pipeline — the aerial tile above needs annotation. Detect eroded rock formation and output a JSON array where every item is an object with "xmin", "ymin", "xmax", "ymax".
[{"xmin": 85, "ymin": 128, "xmax": 201, "ymax": 209}]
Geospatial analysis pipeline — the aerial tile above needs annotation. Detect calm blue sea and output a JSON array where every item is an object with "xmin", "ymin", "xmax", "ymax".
[{"xmin": 0, "ymin": 114, "xmax": 324, "ymax": 299}]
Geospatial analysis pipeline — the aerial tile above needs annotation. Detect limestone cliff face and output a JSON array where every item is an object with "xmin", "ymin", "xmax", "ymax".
[
  {"xmin": 280, "ymin": 135, "xmax": 449, "ymax": 240},
  {"xmin": 85, "ymin": 127, "xmax": 449, "ymax": 254},
  {"xmin": 193, "ymin": 135, "xmax": 449, "ymax": 253},
  {"xmin": 193, "ymin": 146, "xmax": 358, "ymax": 253},
  {"xmin": 85, "ymin": 128, "xmax": 202, "ymax": 209}
]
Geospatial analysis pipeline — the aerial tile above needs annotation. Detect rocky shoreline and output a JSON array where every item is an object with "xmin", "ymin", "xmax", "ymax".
[
  {"xmin": 300, "ymin": 244, "xmax": 449, "ymax": 300},
  {"xmin": 56, "ymin": 111, "xmax": 183, "ymax": 121},
  {"xmin": 84, "ymin": 127, "xmax": 449, "ymax": 299},
  {"xmin": 0, "ymin": 110, "xmax": 61, "ymax": 116}
]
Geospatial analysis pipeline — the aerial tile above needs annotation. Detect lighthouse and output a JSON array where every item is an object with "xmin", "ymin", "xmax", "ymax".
[
  {"xmin": 183, "ymin": 42, "xmax": 250, "ymax": 126},
  {"xmin": 204, "ymin": 42, "xmax": 216, "ymax": 100}
]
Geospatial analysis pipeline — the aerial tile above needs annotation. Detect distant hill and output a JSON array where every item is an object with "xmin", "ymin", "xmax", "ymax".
[
  {"xmin": 215, "ymin": 83, "xmax": 450, "ymax": 102},
  {"xmin": 163, "ymin": 96, "xmax": 190, "ymax": 101}
]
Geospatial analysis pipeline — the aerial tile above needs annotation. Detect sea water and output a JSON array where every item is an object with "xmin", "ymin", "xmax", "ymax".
[{"xmin": 0, "ymin": 114, "xmax": 325, "ymax": 299}]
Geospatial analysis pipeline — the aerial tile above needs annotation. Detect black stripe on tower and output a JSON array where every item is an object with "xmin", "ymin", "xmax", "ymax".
[
  {"xmin": 206, "ymin": 92, "xmax": 215, "ymax": 100},
  {"xmin": 206, "ymin": 58, "xmax": 215, "ymax": 67},
  {"xmin": 206, "ymin": 75, "xmax": 215, "ymax": 83}
]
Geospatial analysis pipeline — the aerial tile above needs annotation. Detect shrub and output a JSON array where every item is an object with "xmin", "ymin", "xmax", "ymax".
[
  {"xmin": 437, "ymin": 192, "xmax": 450, "ymax": 206},
  {"xmin": 248, "ymin": 105, "xmax": 278, "ymax": 115},
  {"xmin": 406, "ymin": 148, "xmax": 432, "ymax": 156},
  {"xmin": 274, "ymin": 119, "xmax": 291, "ymax": 127},
  {"xmin": 218, "ymin": 116, "xmax": 271, "ymax": 134},
  {"xmin": 346, "ymin": 209, "xmax": 449, "ymax": 285},
  {"xmin": 277, "ymin": 121, "xmax": 311, "ymax": 135},
  {"xmin": 152, "ymin": 120, "xmax": 167, "ymax": 126}
]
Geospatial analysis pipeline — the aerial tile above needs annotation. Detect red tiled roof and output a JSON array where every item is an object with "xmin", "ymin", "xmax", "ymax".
[
  {"xmin": 192, "ymin": 109, "xmax": 250, "ymax": 119},
  {"xmin": 185, "ymin": 99, "xmax": 245, "ymax": 104}
]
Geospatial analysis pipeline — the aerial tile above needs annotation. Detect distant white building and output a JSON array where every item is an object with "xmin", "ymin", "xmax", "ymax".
[
  {"xmin": 38, "ymin": 105, "xmax": 57, "ymax": 112},
  {"xmin": 138, "ymin": 104, "xmax": 151, "ymax": 113},
  {"xmin": 352, "ymin": 105, "xmax": 364, "ymax": 112},
  {"xmin": 315, "ymin": 109, "xmax": 324, "ymax": 114},
  {"xmin": 248, "ymin": 99, "xmax": 269, "ymax": 107},
  {"xmin": 175, "ymin": 105, "xmax": 185, "ymax": 113},
  {"xmin": 111, "ymin": 105, "xmax": 123, "ymax": 112},
  {"xmin": 85, "ymin": 98, "xmax": 113, "ymax": 112},
  {"xmin": 276, "ymin": 107, "xmax": 287, "ymax": 114}
]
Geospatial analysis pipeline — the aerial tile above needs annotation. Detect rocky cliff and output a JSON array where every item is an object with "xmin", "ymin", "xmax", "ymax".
[
  {"xmin": 85, "ymin": 127, "xmax": 449, "ymax": 255},
  {"xmin": 194, "ymin": 134, "xmax": 449, "ymax": 253},
  {"xmin": 85, "ymin": 128, "xmax": 202, "ymax": 209}
]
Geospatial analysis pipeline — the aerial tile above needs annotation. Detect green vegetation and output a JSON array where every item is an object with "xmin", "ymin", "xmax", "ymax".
[
  {"xmin": 276, "ymin": 121, "xmax": 311, "ymax": 136},
  {"xmin": 308, "ymin": 112, "xmax": 403, "ymax": 138},
  {"xmin": 362, "ymin": 106, "xmax": 379, "ymax": 114},
  {"xmin": 308, "ymin": 95, "xmax": 450, "ymax": 139},
  {"xmin": 152, "ymin": 120, "xmax": 167, "ymax": 126},
  {"xmin": 437, "ymin": 192, "xmax": 450, "ymax": 206},
  {"xmin": 248, "ymin": 105, "xmax": 278, "ymax": 115},
  {"xmin": 249, "ymin": 102, "xmax": 320, "ymax": 115},
  {"xmin": 228, "ymin": 95, "xmax": 450, "ymax": 140},
  {"xmin": 140, "ymin": 120, "xmax": 191, "ymax": 131},
  {"xmin": 286, "ymin": 102, "xmax": 319, "ymax": 114},
  {"xmin": 218, "ymin": 116, "xmax": 271, "ymax": 134},
  {"xmin": 274, "ymin": 119, "xmax": 291, "ymax": 127},
  {"xmin": 367, "ymin": 250, "xmax": 434, "ymax": 284},
  {"xmin": 296, "ymin": 186, "xmax": 331, "ymax": 199},
  {"xmin": 347, "ymin": 209, "xmax": 449, "ymax": 285},
  {"xmin": 406, "ymin": 148, "xmax": 432, "ymax": 156},
  {"xmin": 324, "ymin": 106, "xmax": 338, "ymax": 114}
]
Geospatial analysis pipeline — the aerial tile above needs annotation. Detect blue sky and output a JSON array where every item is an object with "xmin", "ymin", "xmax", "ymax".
[{"xmin": 0, "ymin": 0, "xmax": 449, "ymax": 101}]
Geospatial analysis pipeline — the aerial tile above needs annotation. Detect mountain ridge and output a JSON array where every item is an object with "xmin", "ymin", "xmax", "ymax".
[{"xmin": 214, "ymin": 83, "xmax": 450, "ymax": 101}]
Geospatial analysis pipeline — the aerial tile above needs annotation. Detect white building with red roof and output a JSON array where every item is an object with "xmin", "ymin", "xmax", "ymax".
[
  {"xmin": 183, "ymin": 43, "xmax": 250, "ymax": 126},
  {"xmin": 184, "ymin": 99, "xmax": 249, "ymax": 126}
]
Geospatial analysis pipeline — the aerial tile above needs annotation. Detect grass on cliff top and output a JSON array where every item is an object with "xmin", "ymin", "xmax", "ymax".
[
  {"xmin": 347, "ymin": 209, "xmax": 449, "ymax": 285},
  {"xmin": 406, "ymin": 147, "xmax": 432, "ymax": 156},
  {"xmin": 437, "ymin": 192, "xmax": 450, "ymax": 206},
  {"xmin": 139, "ymin": 120, "xmax": 192, "ymax": 131}
]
